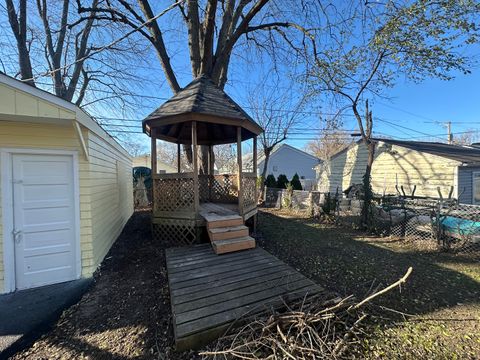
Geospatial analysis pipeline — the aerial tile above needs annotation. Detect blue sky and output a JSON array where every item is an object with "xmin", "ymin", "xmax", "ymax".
[{"xmin": 1, "ymin": 2, "xmax": 479, "ymax": 154}]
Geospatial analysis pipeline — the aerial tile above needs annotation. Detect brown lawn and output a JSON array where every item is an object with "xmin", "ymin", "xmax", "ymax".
[
  {"xmin": 11, "ymin": 209, "xmax": 480, "ymax": 359},
  {"xmin": 257, "ymin": 208, "xmax": 480, "ymax": 359}
]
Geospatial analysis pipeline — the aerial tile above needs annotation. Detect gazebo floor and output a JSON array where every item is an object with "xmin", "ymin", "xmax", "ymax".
[{"xmin": 165, "ymin": 244, "xmax": 326, "ymax": 351}]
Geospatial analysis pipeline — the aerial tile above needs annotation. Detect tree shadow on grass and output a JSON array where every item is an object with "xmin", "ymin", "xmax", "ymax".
[{"xmin": 257, "ymin": 210, "xmax": 480, "ymax": 316}]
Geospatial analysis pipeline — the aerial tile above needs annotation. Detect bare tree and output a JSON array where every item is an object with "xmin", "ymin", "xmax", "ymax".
[
  {"xmin": 305, "ymin": 120, "xmax": 351, "ymax": 160},
  {"xmin": 122, "ymin": 139, "xmax": 149, "ymax": 157},
  {"xmin": 303, "ymin": 0, "xmax": 480, "ymax": 228},
  {"xmin": 453, "ymin": 130, "xmax": 480, "ymax": 146},
  {"xmin": 35, "ymin": 0, "xmax": 98, "ymax": 104},
  {"xmin": 5, "ymin": 0, "xmax": 35, "ymax": 85},
  {"xmin": 3, "ymin": 0, "xmax": 152, "ymax": 110},
  {"xmin": 214, "ymin": 144, "xmax": 237, "ymax": 174},
  {"xmin": 247, "ymin": 79, "xmax": 304, "ymax": 199},
  {"xmin": 76, "ymin": 0, "xmax": 308, "ymax": 171}
]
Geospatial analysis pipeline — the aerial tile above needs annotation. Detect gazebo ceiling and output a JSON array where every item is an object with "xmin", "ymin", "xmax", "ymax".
[{"xmin": 142, "ymin": 75, "xmax": 263, "ymax": 145}]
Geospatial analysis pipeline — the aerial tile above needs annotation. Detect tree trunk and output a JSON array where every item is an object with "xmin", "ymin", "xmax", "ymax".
[
  {"xmin": 258, "ymin": 148, "xmax": 271, "ymax": 201},
  {"xmin": 6, "ymin": 0, "xmax": 35, "ymax": 86},
  {"xmin": 361, "ymin": 140, "xmax": 375, "ymax": 229}
]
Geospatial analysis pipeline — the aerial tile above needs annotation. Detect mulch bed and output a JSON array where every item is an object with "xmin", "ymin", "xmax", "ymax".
[{"xmin": 12, "ymin": 211, "xmax": 200, "ymax": 360}]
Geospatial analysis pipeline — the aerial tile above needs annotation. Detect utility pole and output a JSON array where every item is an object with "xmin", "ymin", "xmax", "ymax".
[
  {"xmin": 426, "ymin": 121, "xmax": 453, "ymax": 143},
  {"xmin": 446, "ymin": 121, "xmax": 452, "ymax": 144}
]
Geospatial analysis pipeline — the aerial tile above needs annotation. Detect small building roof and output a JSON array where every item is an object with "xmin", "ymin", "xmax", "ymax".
[
  {"xmin": 143, "ymin": 76, "xmax": 263, "ymax": 145},
  {"xmin": 374, "ymin": 138, "xmax": 480, "ymax": 164}
]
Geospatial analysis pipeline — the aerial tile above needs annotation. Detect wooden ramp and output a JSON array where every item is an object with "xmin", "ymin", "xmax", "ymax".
[
  {"xmin": 166, "ymin": 244, "xmax": 326, "ymax": 350},
  {"xmin": 199, "ymin": 202, "xmax": 255, "ymax": 254}
]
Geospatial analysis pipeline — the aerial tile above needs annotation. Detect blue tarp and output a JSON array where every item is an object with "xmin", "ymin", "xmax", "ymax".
[{"xmin": 441, "ymin": 216, "xmax": 480, "ymax": 236}]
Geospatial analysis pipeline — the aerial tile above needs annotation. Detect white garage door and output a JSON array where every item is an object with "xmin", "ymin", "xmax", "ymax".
[{"xmin": 12, "ymin": 154, "xmax": 77, "ymax": 290}]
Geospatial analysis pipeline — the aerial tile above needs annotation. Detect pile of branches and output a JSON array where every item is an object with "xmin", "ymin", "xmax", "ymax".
[{"xmin": 200, "ymin": 268, "xmax": 412, "ymax": 360}]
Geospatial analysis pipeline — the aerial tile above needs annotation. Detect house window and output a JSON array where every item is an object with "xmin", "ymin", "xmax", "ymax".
[
  {"xmin": 272, "ymin": 165, "xmax": 278, "ymax": 172},
  {"xmin": 473, "ymin": 172, "xmax": 480, "ymax": 204}
]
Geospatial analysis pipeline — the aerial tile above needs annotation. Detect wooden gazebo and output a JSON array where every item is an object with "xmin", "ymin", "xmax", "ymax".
[{"xmin": 143, "ymin": 76, "xmax": 263, "ymax": 253}]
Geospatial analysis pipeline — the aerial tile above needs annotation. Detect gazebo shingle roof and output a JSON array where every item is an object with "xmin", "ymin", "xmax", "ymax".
[
  {"xmin": 145, "ymin": 76, "xmax": 258, "ymax": 125},
  {"xmin": 143, "ymin": 76, "xmax": 262, "ymax": 145}
]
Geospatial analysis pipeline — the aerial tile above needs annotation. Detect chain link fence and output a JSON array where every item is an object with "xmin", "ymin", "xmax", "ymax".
[
  {"xmin": 264, "ymin": 187, "xmax": 480, "ymax": 258},
  {"xmin": 374, "ymin": 198, "xmax": 480, "ymax": 255}
]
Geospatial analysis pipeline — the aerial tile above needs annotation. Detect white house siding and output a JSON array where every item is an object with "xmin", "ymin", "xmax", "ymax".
[
  {"xmin": 318, "ymin": 141, "xmax": 460, "ymax": 198},
  {"xmin": 258, "ymin": 145, "xmax": 319, "ymax": 181}
]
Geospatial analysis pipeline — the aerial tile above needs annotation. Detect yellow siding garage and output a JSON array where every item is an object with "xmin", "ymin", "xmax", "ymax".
[
  {"xmin": 0, "ymin": 74, "xmax": 133, "ymax": 293},
  {"xmin": 317, "ymin": 140, "xmax": 460, "ymax": 198}
]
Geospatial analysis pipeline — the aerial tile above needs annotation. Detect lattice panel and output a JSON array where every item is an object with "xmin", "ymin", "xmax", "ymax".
[
  {"xmin": 210, "ymin": 174, "xmax": 238, "ymax": 203},
  {"xmin": 153, "ymin": 177, "xmax": 195, "ymax": 212},
  {"xmin": 242, "ymin": 176, "xmax": 257, "ymax": 211},
  {"xmin": 152, "ymin": 219, "xmax": 197, "ymax": 245},
  {"xmin": 199, "ymin": 175, "xmax": 210, "ymax": 202}
]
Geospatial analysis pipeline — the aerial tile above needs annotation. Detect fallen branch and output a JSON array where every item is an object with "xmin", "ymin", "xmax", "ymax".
[
  {"xmin": 199, "ymin": 268, "xmax": 414, "ymax": 359},
  {"xmin": 351, "ymin": 267, "xmax": 413, "ymax": 310}
]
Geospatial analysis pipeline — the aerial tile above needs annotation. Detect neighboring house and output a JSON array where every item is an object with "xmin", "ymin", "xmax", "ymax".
[
  {"xmin": 133, "ymin": 154, "xmax": 177, "ymax": 173},
  {"xmin": 0, "ymin": 73, "xmax": 133, "ymax": 294},
  {"xmin": 245, "ymin": 144, "xmax": 321, "ymax": 184},
  {"xmin": 317, "ymin": 138, "xmax": 480, "ymax": 204}
]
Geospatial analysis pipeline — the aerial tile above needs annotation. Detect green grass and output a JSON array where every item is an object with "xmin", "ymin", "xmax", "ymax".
[{"xmin": 257, "ymin": 209, "xmax": 480, "ymax": 359}]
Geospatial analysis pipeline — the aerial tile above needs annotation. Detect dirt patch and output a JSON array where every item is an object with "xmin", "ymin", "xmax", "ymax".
[
  {"xmin": 11, "ymin": 211, "xmax": 200, "ymax": 360},
  {"xmin": 257, "ymin": 208, "xmax": 480, "ymax": 358}
]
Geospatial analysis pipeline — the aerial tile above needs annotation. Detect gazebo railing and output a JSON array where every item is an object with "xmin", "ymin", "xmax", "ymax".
[
  {"xmin": 199, "ymin": 174, "xmax": 238, "ymax": 203},
  {"xmin": 153, "ymin": 172, "xmax": 257, "ymax": 217},
  {"xmin": 241, "ymin": 172, "xmax": 257, "ymax": 215},
  {"xmin": 152, "ymin": 173, "xmax": 196, "ymax": 216}
]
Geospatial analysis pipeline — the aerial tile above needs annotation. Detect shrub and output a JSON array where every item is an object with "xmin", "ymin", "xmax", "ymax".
[
  {"xmin": 321, "ymin": 192, "xmax": 337, "ymax": 215},
  {"xmin": 276, "ymin": 174, "xmax": 289, "ymax": 189},
  {"xmin": 265, "ymin": 174, "xmax": 277, "ymax": 188},
  {"xmin": 282, "ymin": 183, "xmax": 293, "ymax": 208},
  {"xmin": 290, "ymin": 173, "xmax": 303, "ymax": 190},
  {"xmin": 256, "ymin": 176, "xmax": 264, "ymax": 189}
]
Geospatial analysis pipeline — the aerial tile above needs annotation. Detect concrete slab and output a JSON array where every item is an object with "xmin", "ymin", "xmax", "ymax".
[{"xmin": 0, "ymin": 279, "xmax": 92, "ymax": 359}]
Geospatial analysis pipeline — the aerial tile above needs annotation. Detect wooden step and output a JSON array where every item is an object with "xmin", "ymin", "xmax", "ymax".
[
  {"xmin": 212, "ymin": 236, "xmax": 256, "ymax": 254},
  {"xmin": 208, "ymin": 225, "xmax": 249, "ymax": 241},
  {"xmin": 206, "ymin": 215, "xmax": 243, "ymax": 230}
]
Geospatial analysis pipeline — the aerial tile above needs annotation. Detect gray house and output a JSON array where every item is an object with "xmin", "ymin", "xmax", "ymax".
[
  {"xmin": 245, "ymin": 144, "xmax": 321, "ymax": 189},
  {"xmin": 317, "ymin": 138, "xmax": 480, "ymax": 204}
]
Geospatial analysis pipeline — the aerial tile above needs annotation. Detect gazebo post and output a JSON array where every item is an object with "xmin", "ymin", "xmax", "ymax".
[
  {"xmin": 208, "ymin": 145, "xmax": 214, "ymax": 201},
  {"xmin": 177, "ymin": 143, "xmax": 181, "ymax": 173},
  {"xmin": 192, "ymin": 121, "xmax": 199, "ymax": 213},
  {"xmin": 253, "ymin": 136, "xmax": 258, "ymax": 232},
  {"xmin": 208, "ymin": 145, "xmax": 214, "ymax": 175},
  {"xmin": 237, "ymin": 127, "xmax": 243, "ymax": 215},
  {"xmin": 151, "ymin": 133, "xmax": 157, "ymax": 175},
  {"xmin": 253, "ymin": 136, "xmax": 257, "ymax": 177}
]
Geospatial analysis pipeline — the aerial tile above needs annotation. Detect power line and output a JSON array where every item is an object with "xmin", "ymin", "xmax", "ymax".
[
  {"xmin": 375, "ymin": 118, "xmax": 446, "ymax": 142},
  {"xmin": 376, "ymin": 101, "xmax": 436, "ymax": 122}
]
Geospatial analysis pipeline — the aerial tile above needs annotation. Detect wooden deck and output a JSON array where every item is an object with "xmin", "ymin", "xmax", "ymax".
[{"xmin": 166, "ymin": 244, "xmax": 326, "ymax": 350}]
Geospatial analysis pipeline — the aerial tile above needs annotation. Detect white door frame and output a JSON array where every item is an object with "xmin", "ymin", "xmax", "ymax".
[{"xmin": 1, "ymin": 148, "xmax": 81, "ymax": 293}]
